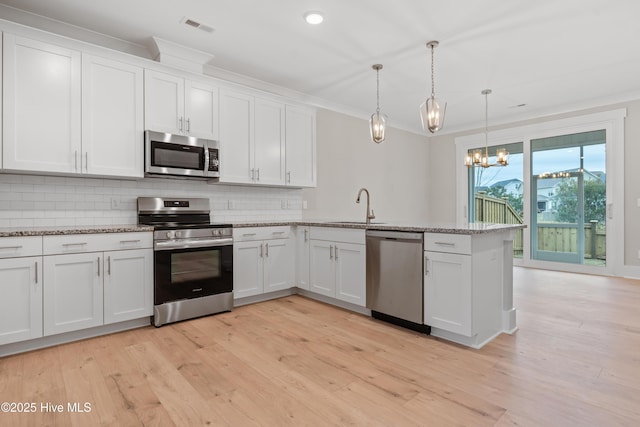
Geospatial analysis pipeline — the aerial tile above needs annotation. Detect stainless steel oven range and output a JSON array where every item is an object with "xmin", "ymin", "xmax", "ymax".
[{"xmin": 137, "ymin": 197, "xmax": 233, "ymax": 327}]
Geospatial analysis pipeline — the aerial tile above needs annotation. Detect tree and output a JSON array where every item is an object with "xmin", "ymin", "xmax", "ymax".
[
  {"xmin": 553, "ymin": 179, "xmax": 606, "ymax": 223},
  {"xmin": 486, "ymin": 185, "xmax": 523, "ymax": 216}
]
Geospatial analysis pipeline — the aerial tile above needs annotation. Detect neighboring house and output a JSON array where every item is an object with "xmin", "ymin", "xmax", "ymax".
[
  {"xmin": 536, "ymin": 169, "xmax": 604, "ymax": 215},
  {"xmin": 490, "ymin": 178, "xmax": 523, "ymax": 197}
]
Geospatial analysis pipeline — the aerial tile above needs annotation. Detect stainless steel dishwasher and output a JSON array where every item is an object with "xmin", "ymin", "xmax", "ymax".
[{"xmin": 366, "ymin": 230, "xmax": 430, "ymax": 333}]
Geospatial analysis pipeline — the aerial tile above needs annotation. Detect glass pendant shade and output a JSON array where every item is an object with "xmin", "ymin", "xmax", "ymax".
[
  {"xmin": 369, "ymin": 64, "xmax": 386, "ymax": 143},
  {"xmin": 420, "ymin": 96, "xmax": 446, "ymax": 134},
  {"xmin": 370, "ymin": 111, "xmax": 386, "ymax": 143}
]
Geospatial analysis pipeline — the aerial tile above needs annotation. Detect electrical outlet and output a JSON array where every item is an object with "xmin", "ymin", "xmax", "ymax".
[
  {"xmin": 110, "ymin": 197, "xmax": 120, "ymax": 209},
  {"xmin": 228, "ymin": 200, "xmax": 235, "ymax": 210}
]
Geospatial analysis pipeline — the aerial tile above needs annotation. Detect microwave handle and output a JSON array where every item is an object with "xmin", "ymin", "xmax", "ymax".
[{"xmin": 204, "ymin": 144, "xmax": 210, "ymax": 172}]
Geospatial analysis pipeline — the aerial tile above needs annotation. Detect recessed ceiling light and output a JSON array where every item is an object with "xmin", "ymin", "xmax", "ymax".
[{"xmin": 304, "ymin": 11, "xmax": 324, "ymax": 25}]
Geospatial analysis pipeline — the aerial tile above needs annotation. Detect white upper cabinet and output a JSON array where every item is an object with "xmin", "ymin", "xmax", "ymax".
[
  {"xmin": 285, "ymin": 105, "xmax": 316, "ymax": 187},
  {"xmin": 2, "ymin": 34, "xmax": 144, "ymax": 178},
  {"xmin": 219, "ymin": 89, "xmax": 254, "ymax": 184},
  {"xmin": 185, "ymin": 80, "xmax": 219, "ymax": 139},
  {"xmin": 82, "ymin": 55, "xmax": 144, "ymax": 177},
  {"xmin": 254, "ymin": 98, "xmax": 285, "ymax": 186},
  {"xmin": 220, "ymin": 89, "xmax": 315, "ymax": 187},
  {"xmin": 2, "ymin": 34, "xmax": 82, "ymax": 173},
  {"xmin": 144, "ymin": 69, "xmax": 218, "ymax": 140}
]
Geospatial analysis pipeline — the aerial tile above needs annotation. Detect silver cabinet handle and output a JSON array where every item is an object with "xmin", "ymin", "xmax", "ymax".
[
  {"xmin": 62, "ymin": 242, "xmax": 87, "ymax": 247},
  {"xmin": 304, "ymin": 229, "xmax": 308, "ymax": 242},
  {"xmin": 330, "ymin": 245, "xmax": 334, "ymax": 260},
  {"xmin": 272, "ymin": 231, "xmax": 285, "ymax": 235},
  {"xmin": 260, "ymin": 243, "xmax": 264, "ymax": 258},
  {"xmin": 186, "ymin": 118, "xmax": 191, "ymax": 133},
  {"xmin": 0, "ymin": 245, "xmax": 22, "ymax": 250},
  {"xmin": 425, "ymin": 255, "xmax": 429, "ymax": 274},
  {"xmin": 434, "ymin": 242, "xmax": 456, "ymax": 246},
  {"xmin": 35, "ymin": 261, "xmax": 38, "ymax": 284},
  {"xmin": 179, "ymin": 116, "xmax": 184, "ymax": 132},
  {"xmin": 108, "ymin": 256, "xmax": 111, "ymax": 276},
  {"xmin": 75, "ymin": 151, "xmax": 78, "ymax": 172},
  {"xmin": 243, "ymin": 233, "xmax": 257, "ymax": 237},
  {"xmin": 97, "ymin": 257, "xmax": 100, "ymax": 277},
  {"xmin": 119, "ymin": 239, "xmax": 141, "ymax": 244},
  {"xmin": 335, "ymin": 245, "xmax": 339, "ymax": 260},
  {"xmin": 85, "ymin": 152, "xmax": 88, "ymax": 172},
  {"xmin": 256, "ymin": 168, "xmax": 260, "ymax": 181},
  {"xmin": 287, "ymin": 171, "xmax": 291, "ymax": 183},
  {"xmin": 265, "ymin": 243, "xmax": 269, "ymax": 257},
  {"xmin": 250, "ymin": 168, "xmax": 255, "ymax": 180}
]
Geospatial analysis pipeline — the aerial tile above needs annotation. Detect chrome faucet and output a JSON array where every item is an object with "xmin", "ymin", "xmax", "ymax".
[{"xmin": 356, "ymin": 188, "xmax": 375, "ymax": 225}]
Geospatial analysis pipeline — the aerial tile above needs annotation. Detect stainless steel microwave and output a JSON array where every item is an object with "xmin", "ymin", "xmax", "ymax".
[{"xmin": 144, "ymin": 130, "xmax": 220, "ymax": 179}]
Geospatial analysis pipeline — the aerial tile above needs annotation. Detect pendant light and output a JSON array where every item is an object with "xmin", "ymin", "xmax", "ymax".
[
  {"xmin": 369, "ymin": 64, "xmax": 386, "ymax": 143},
  {"xmin": 465, "ymin": 89, "xmax": 508, "ymax": 168},
  {"xmin": 420, "ymin": 41, "xmax": 446, "ymax": 134}
]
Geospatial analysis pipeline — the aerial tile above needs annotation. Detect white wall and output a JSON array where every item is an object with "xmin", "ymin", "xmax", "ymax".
[
  {"xmin": 428, "ymin": 99, "xmax": 640, "ymax": 267},
  {"xmin": 302, "ymin": 109, "xmax": 430, "ymax": 222}
]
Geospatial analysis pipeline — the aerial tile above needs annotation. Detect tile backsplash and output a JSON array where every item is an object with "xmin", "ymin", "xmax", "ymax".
[{"xmin": 0, "ymin": 174, "xmax": 303, "ymax": 228}]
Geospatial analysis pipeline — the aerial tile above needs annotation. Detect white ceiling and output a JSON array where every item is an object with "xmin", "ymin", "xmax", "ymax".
[{"xmin": 2, "ymin": 0, "xmax": 640, "ymax": 135}]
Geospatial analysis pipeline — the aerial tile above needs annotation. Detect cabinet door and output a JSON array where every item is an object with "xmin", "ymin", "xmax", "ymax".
[
  {"xmin": 263, "ymin": 238, "xmax": 294, "ymax": 292},
  {"xmin": 254, "ymin": 98, "xmax": 285, "ymax": 185},
  {"xmin": 219, "ymin": 89, "xmax": 254, "ymax": 184},
  {"xmin": 3, "ymin": 34, "xmax": 81, "ymax": 173},
  {"xmin": 424, "ymin": 251, "xmax": 472, "ymax": 336},
  {"xmin": 335, "ymin": 242, "xmax": 366, "ymax": 306},
  {"xmin": 43, "ymin": 253, "xmax": 103, "ymax": 335},
  {"xmin": 309, "ymin": 240, "xmax": 335, "ymax": 297},
  {"xmin": 0, "ymin": 257, "xmax": 42, "ymax": 345},
  {"xmin": 144, "ymin": 69, "xmax": 185, "ymax": 134},
  {"xmin": 233, "ymin": 240, "xmax": 264, "ymax": 298},
  {"xmin": 285, "ymin": 105, "xmax": 316, "ymax": 187},
  {"xmin": 82, "ymin": 55, "xmax": 144, "ymax": 177},
  {"xmin": 296, "ymin": 227, "xmax": 310, "ymax": 290},
  {"xmin": 185, "ymin": 80, "xmax": 219, "ymax": 139},
  {"xmin": 103, "ymin": 249, "xmax": 153, "ymax": 324}
]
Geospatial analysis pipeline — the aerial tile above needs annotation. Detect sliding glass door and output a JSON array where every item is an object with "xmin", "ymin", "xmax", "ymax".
[{"xmin": 530, "ymin": 131, "xmax": 606, "ymax": 266}]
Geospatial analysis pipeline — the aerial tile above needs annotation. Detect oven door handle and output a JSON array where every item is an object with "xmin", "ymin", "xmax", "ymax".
[{"xmin": 154, "ymin": 237, "xmax": 233, "ymax": 251}]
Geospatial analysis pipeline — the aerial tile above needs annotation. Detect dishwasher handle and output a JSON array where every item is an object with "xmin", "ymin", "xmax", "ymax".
[{"xmin": 366, "ymin": 230, "xmax": 423, "ymax": 241}]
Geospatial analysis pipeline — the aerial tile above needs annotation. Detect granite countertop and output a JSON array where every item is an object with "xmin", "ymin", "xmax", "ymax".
[
  {"xmin": 0, "ymin": 220, "xmax": 524, "ymax": 238},
  {"xmin": 0, "ymin": 224, "xmax": 154, "ymax": 238},
  {"xmin": 233, "ymin": 220, "xmax": 526, "ymax": 235}
]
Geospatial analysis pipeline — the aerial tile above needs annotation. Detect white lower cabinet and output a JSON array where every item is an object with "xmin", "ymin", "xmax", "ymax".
[
  {"xmin": 42, "ymin": 233, "xmax": 153, "ymax": 336},
  {"xmin": 103, "ymin": 249, "xmax": 153, "ymax": 325},
  {"xmin": 309, "ymin": 227, "xmax": 366, "ymax": 306},
  {"xmin": 43, "ymin": 252, "xmax": 103, "ymax": 335},
  {"xmin": 0, "ymin": 256, "xmax": 43, "ymax": 345},
  {"xmin": 424, "ymin": 250, "xmax": 472, "ymax": 336},
  {"xmin": 295, "ymin": 226, "xmax": 310, "ymax": 290},
  {"xmin": 233, "ymin": 227, "xmax": 294, "ymax": 299}
]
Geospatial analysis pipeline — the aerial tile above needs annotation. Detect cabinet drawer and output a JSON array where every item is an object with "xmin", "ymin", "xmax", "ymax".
[
  {"xmin": 309, "ymin": 227, "xmax": 365, "ymax": 245},
  {"xmin": 0, "ymin": 236, "xmax": 43, "ymax": 258},
  {"xmin": 424, "ymin": 233, "xmax": 471, "ymax": 254},
  {"xmin": 43, "ymin": 232, "xmax": 152, "ymax": 255},
  {"xmin": 233, "ymin": 226, "xmax": 291, "ymax": 242}
]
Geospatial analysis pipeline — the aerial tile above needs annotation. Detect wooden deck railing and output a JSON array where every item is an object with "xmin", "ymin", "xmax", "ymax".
[{"xmin": 474, "ymin": 192, "xmax": 606, "ymax": 260}]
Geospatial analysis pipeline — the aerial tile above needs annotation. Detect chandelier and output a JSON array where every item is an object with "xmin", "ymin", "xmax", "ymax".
[{"xmin": 465, "ymin": 89, "xmax": 508, "ymax": 168}]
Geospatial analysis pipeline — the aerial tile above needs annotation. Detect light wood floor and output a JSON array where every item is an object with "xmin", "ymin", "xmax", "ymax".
[{"xmin": 2, "ymin": 267, "xmax": 640, "ymax": 426}]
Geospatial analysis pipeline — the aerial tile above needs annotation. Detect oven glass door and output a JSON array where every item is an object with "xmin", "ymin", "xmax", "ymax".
[{"xmin": 154, "ymin": 245, "xmax": 233, "ymax": 305}]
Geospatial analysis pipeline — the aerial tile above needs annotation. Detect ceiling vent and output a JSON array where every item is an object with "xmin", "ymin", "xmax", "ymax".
[{"xmin": 180, "ymin": 16, "xmax": 215, "ymax": 33}]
